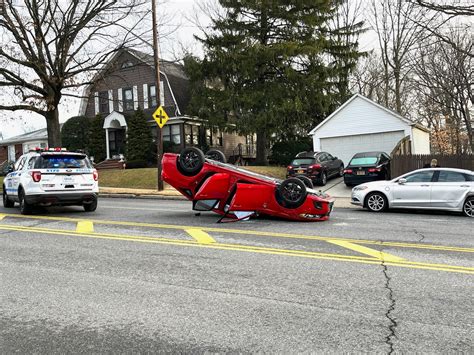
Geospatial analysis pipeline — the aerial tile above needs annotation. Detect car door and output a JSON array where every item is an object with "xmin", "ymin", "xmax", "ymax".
[
  {"xmin": 391, "ymin": 170, "xmax": 435, "ymax": 208},
  {"xmin": 430, "ymin": 170, "xmax": 472, "ymax": 209},
  {"xmin": 317, "ymin": 153, "xmax": 330, "ymax": 174},
  {"xmin": 325, "ymin": 152, "xmax": 338, "ymax": 176},
  {"xmin": 7, "ymin": 155, "xmax": 27, "ymax": 198}
]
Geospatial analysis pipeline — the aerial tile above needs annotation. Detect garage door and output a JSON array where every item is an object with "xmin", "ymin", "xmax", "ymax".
[{"xmin": 320, "ymin": 131, "xmax": 405, "ymax": 166}]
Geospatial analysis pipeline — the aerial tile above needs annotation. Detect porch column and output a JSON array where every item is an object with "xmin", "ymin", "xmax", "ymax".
[{"xmin": 105, "ymin": 128, "xmax": 110, "ymax": 160}]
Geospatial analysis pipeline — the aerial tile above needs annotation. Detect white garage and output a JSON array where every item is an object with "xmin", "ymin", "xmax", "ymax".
[{"xmin": 309, "ymin": 94, "xmax": 430, "ymax": 165}]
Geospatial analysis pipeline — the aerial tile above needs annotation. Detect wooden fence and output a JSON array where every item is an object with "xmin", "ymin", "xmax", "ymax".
[{"xmin": 391, "ymin": 154, "xmax": 474, "ymax": 177}]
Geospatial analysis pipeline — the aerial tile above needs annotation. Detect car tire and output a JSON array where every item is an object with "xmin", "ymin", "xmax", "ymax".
[
  {"xmin": 365, "ymin": 192, "xmax": 388, "ymax": 213},
  {"xmin": 339, "ymin": 165, "xmax": 344, "ymax": 177},
  {"xmin": 345, "ymin": 183, "xmax": 352, "ymax": 187},
  {"xmin": 178, "ymin": 147, "xmax": 205, "ymax": 176},
  {"xmin": 317, "ymin": 172, "xmax": 327, "ymax": 186},
  {"xmin": 295, "ymin": 175, "xmax": 314, "ymax": 189},
  {"xmin": 3, "ymin": 187, "xmax": 14, "ymax": 208},
  {"xmin": 205, "ymin": 149, "xmax": 226, "ymax": 163},
  {"xmin": 278, "ymin": 178, "xmax": 307, "ymax": 208},
  {"xmin": 462, "ymin": 197, "xmax": 474, "ymax": 218},
  {"xmin": 19, "ymin": 189, "xmax": 32, "ymax": 215},
  {"xmin": 84, "ymin": 199, "xmax": 98, "ymax": 212}
]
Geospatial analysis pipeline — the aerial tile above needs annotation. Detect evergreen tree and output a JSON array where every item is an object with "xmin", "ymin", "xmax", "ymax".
[
  {"xmin": 126, "ymin": 108, "xmax": 152, "ymax": 163},
  {"xmin": 189, "ymin": 0, "xmax": 364, "ymax": 164},
  {"xmin": 87, "ymin": 114, "xmax": 106, "ymax": 163},
  {"xmin": 61, "ymin": 116, "xmax": 90, "ymax": 152}
]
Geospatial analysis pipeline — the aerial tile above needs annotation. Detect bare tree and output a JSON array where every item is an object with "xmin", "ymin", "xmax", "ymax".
[
  {"xmin": 370, "ymin": 0, "xmax": 438, "ymax": 114},
  {"xmin": 0, "ymin": 0, "xmax": 148, "ymax": 146},
  {"xmin": 414, "ymin": 30, "xmax": 473, "ymax": 153},
  {"xmin": 411, "ymin": 0, "xmax": 474, "ymax": 16}
]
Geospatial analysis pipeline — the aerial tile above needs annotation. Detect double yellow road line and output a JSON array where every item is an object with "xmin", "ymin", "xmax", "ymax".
[{"xmin": 0, "ymin": 213, "xmax": 473, "ymax": 274}]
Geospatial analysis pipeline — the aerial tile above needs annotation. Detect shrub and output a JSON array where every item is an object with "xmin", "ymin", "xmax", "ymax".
[
  {"xmin": 269, "ymin": 138, "xmax": 312, "ymax": 166},
  {"xmin": 87, "ymin": 114, "xmax": 106, "ymax": 162},
  {"xmin": 61, "ymin": 116, "xmax": 90, "ymax": 151},
  {"xmin": 126, "ymin": 108, "xmax": 153, "ymax": 162},
  {"xmin": 125, "ymin": 160, "xmax": 148, "ymax": 169}
]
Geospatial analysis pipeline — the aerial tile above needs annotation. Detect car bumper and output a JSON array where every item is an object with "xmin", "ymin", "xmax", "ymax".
[
  {"xmin": 350, "ymin": 190, "xmax": 365, "ymax": 206},
  {"xmin": 25, "ymin": 192, "xmax": 98, "ymax": 206},
  {"xmin": 344, "ymin": 174, "xmax": 383, "ymax": 186}
]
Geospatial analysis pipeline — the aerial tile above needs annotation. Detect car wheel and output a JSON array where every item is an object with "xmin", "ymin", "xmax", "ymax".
[
  {"xmin": 205, "ymin": 149, "xmax": 226, "ymax": 163},
  {"xmin": 278, "ymin": 178, "xmax": 307, "ymax": 208},
  {"xmin": 19, "ymin": 189, "xmax": 32, "ymax": 215},
  {"xmin": 339, "ymin": 165, "xmax": 344, "ymax": 177},
  {"xmin": 317, "ymin": 172, "xmax": 327, "ymax": 186},
  {"xmin": 463, "ymin": 197, "xmax": 474, "ymax": 218},
  {"xmin": 365, "ymin": 192, "xmax": 388, "ymax": 213},
  {"xmin": 345, "ymin": 183, "xmax": 352, "ymax": 187},
  {"xmin": 3, "ymin": 188, "xmax": 14, "ymax": 208},
  {"xmin": 178, "ymin": 147, "xmax": 205, "ymax": 176},
  {"xmin": 84, "ymin": 199, "xmax": 98, "ymax": 212},
  {"xmin": 295, "ymin": 175, "xmax": 313, "ymax": 189}
]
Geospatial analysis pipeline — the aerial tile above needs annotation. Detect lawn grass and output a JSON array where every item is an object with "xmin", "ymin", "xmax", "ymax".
[
  {"xmin": 0, "ymin": 166, "xmax": 287, "ymax": 191},
  {"xmin": 99, "ymin": 165, "xmax": 287, "ymax": 189}
]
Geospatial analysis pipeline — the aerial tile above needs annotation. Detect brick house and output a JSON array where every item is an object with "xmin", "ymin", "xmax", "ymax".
[{"xmin": 79, "ymin": 49, "xmax": 255, "ymax": 163}]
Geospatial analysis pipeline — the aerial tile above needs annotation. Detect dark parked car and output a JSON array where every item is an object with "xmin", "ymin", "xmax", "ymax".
[
  {"xmin": 287, "ymin": 151, "xmax": 344, "ymax": 186},
  {"xmin": 344, "ymin": 151, "xmax": 391, "ymax": 187}
]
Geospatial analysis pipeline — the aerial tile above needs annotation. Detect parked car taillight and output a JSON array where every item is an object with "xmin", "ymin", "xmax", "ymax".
[
  {"xmin": 368, "ymin": 168, "xmax": 381, "ymax": 173},
  {"xmin": 93, "ymin": 169, "xmax": 99, "ymax": 181},
  {"xmin": 30, "ymin": 171, "xmax": 42, "ymax": 182},
  {"xmin": 309, "ymin": 164, "xmax": 321, "ymax": 171},
  {"xmin": 343, "ymin": 169, "xmax": 353, "ymax": 174},
  {"xmin": 287, "ymin": 166, "xmax": 293, "ymax": 170}
]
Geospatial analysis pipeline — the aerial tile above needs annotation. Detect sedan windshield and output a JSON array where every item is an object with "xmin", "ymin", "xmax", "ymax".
[
  {"xmin": 291, "ymin": 158, "xmax": 315, "ymax": 166},
  {"xmin": 349, "ymin": 157, "xmax": 378, "ymax": 166}
]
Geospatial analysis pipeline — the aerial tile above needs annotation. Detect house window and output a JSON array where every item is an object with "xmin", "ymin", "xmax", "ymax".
[
  {"xmin": 206, "ymin": 128, "xmax": 223, "ymax": 147},
  {"xmin": 98, "ymin": 91, "xmax": 109, "ymax": 114},
  {"xmin": 121, "ymin": 61, "xmax": 133, "ymax": 69},
  {"xmin": 163, "ymin": 124, "xmax": 181, "ymax": 145},
  {"xmin": 123, "ymin": 88, "xmax": 133, "ymax": 111},
  {"xmin": 185, "ymin": 124, "xmax": 200, "ymax": 145},
  {"xmin": 149, "ymin": 84, "xmax": 157, "ymax": 108}
]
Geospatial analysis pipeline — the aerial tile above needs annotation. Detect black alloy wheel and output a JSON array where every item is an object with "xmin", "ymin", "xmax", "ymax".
[
  {"xmin": 205, "ymin": 149, "xmax": 226, "ymax": 163},
  {"xmin": 3, "ymin": 188, "xmax": 14, "ymax": 208},
  {"xmin": 317, "ymin": 172, "xmax": 327, "ymax": 186},
  {"xmin": 278, "ymin": 178, "xmax": 307, "ymax": 208},
  {"xmin": 84, "ymin": 199, "xmax": 98, "ymax": 212},
  {"xmin": 339, "ymin": 165, "xmax": 344, "ymax": 177},
  {"xmin": 19, "ymin": 189, "xmax": 32, "ymax": 215},
  {"xmin": 178, "ymin": 147, "xmax": 205, "ymax": 176}
]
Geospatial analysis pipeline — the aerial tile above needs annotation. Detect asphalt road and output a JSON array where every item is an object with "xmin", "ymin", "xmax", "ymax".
[{"xmin": 1, "ymin": 198, "xmax": 473, "ymax": 353}]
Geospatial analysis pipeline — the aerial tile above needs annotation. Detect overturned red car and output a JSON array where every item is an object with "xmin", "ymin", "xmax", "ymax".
[{"xmin": 162, "ymin": 148, "xmax": 334, "ymax": 222}]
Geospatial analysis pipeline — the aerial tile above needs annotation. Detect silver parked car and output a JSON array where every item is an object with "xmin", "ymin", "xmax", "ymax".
[{"xmin": 351, "ymin": 168, "xmax": 474, "ymax": 217}]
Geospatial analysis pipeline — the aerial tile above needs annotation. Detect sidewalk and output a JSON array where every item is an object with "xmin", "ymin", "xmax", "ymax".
[{"xmin": 99, "ymin": 184, "xmax": 355, "ymax": 208}]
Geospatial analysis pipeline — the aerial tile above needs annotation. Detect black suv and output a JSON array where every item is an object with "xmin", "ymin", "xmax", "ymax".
[{"xmin": 286, "ymin": 151, "xmax": 344, "ymax": 186}]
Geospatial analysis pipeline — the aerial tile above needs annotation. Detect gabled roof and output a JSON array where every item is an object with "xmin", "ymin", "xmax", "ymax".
[{"xmin": 309, "ymin": 94, "xmax": 429, "ymax": 135}]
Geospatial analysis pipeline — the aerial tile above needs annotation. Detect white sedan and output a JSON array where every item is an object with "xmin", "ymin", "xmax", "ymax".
[{"xmin": 351, "ymin": 168, "xmax": 474, "ymax": 217}]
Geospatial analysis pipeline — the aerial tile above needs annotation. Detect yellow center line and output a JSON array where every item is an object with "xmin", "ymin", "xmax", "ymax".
[
  {"xmin": 186, "ymin": 229, "xmax": 216, "ymax": 244},
  {"xmin": 0, "ymin": 224, "xmax": 472, "ymax": 274},
  {"xmin": 0, "ymin": 213, "xmax": 472, "ymax": 254},
  {"xmin": 76, "ymin": 221, "xmax": 94, "ymax": 233},
  {"xmin": 0, "ymin": 214, "xmax": 4, "ymax": 221},
  {"xmin": 327, "ymin": 240, "xmax": 405, "ymax": 262}
]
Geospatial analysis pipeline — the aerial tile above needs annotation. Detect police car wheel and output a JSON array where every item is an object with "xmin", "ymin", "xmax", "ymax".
[
  {"xmin": 3, "ymin": 188, "xmax": 14, "ymax": 208},
  {"xmin": 84, "ymin": 199, "xmax": 97, "ymax": 212},
  {"xmin": 19, "ymin": 189, "xmax": 32, "ymax": 215}
]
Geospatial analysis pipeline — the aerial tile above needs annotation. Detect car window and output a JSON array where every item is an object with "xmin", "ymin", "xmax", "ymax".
[
  {"xmin": 318, "ymin": 153, "xmax": 328, "ymax": 162},
  {"xmin": 349, "ymin": 157, "xmax": 378, "ymax": 166},
  {"xmin": 404, "ymin": 171, "xmax": 435, "ymax": 183},
  {"xmin": 14, "ymin": 156, "xmax": 26, "ymax": 171},
  {"xmin": 437, "ymin": 171, "xmax": 467, "ymax": 182},
  {"xmin": 290, "ymin": 158, "xmax": 315, "ymax": 166},
  {"xmin": 35, "ymin": 155, "xmax": 91, "ymax": 169},
  {"xmin": 325, "ymin": 153, "xmax": 334, "ymax": 160},
  {"xmin": 27, "ymin": 157, "xmax": 37, "ymax": 169},
  {"xmin": 379, "ymin": 155, "xmax": 387, "ymax": 163}
]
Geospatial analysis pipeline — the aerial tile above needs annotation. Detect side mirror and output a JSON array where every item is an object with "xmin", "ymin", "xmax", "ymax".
[
  {"xmin": 398, "ymin": 178, "xmax": 407, "ymax": 185},
  {"xmin": 333, "ymin": 156, "xmax": 338, "ymax": 160}
]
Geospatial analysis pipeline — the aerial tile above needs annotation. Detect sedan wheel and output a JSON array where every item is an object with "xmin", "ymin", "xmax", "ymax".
[
  {"xmin": 366, "ymin": 192, "xmax": 387, "ymax": 212},
  {"xmin": 463, "ymin": 197, "xmax": 474, "ymax": 218}
]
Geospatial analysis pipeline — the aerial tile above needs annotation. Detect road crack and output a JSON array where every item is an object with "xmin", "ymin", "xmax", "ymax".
[
  {"xmin": 414, "ymin": 229, "xmax": 425, "ymax": 242},
  {"xmin": 382, "ymin": 260, "xmax": 397, "ymax": 354}
]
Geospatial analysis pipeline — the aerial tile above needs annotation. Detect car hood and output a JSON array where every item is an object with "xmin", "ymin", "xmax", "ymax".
[{"xmin": 358, "ymin": 180, "xmax": 393, "ymax": 189}]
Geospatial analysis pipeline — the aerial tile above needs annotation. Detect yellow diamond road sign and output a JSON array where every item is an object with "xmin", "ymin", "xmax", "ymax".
[{"xmin": 152, "ymin": 106, "xmax": 169, "ymax": 128}]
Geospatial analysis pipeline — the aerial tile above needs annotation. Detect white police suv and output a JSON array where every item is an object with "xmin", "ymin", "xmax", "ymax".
[{"xmin": 2, "ymin": 148, "xmax": 99, "ymax": 214}]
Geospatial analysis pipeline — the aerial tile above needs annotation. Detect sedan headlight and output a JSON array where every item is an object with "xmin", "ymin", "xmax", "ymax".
[{"xmin": 353, "ymin": 186, "xmax": 368, "ymax": 191}]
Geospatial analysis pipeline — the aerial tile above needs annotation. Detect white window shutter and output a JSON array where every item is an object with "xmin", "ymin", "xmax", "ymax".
[
  {"xmin": 117, "ymin": 88, "xmax": 123, "ymax": 111},
  {"xmin": 108, "ymin": 90, "xmax": 113, "ymax": 112},
  {"xmin": 143, "ymin": 84, "xmax": 148, "ymax": 109},
  {"xmin": 133, "ymin": 85, "xmax": 138, "ymax": 110},
  {"xmin": 94, "ymin": 92, "xmax": 99, "ymax": 115},
  {"xmin": 160, "ymin": 81, "xmax": 165, "ymax": 106}
]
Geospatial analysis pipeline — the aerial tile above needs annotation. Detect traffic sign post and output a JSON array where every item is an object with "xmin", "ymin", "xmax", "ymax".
[{"xmin": 152, "ymin": 106, "xmax": 169, "ymax": 128}]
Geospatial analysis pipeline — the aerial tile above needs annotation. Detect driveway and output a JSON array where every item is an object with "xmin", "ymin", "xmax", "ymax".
[{"xmin": 323, "ymin": 177, "xmax": 351, "ymax": 198}]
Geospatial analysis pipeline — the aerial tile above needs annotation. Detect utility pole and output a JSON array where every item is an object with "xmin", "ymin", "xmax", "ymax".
[{"xmin": 151, "ymin": 0, "xmax": 164, "ymax": 191}]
